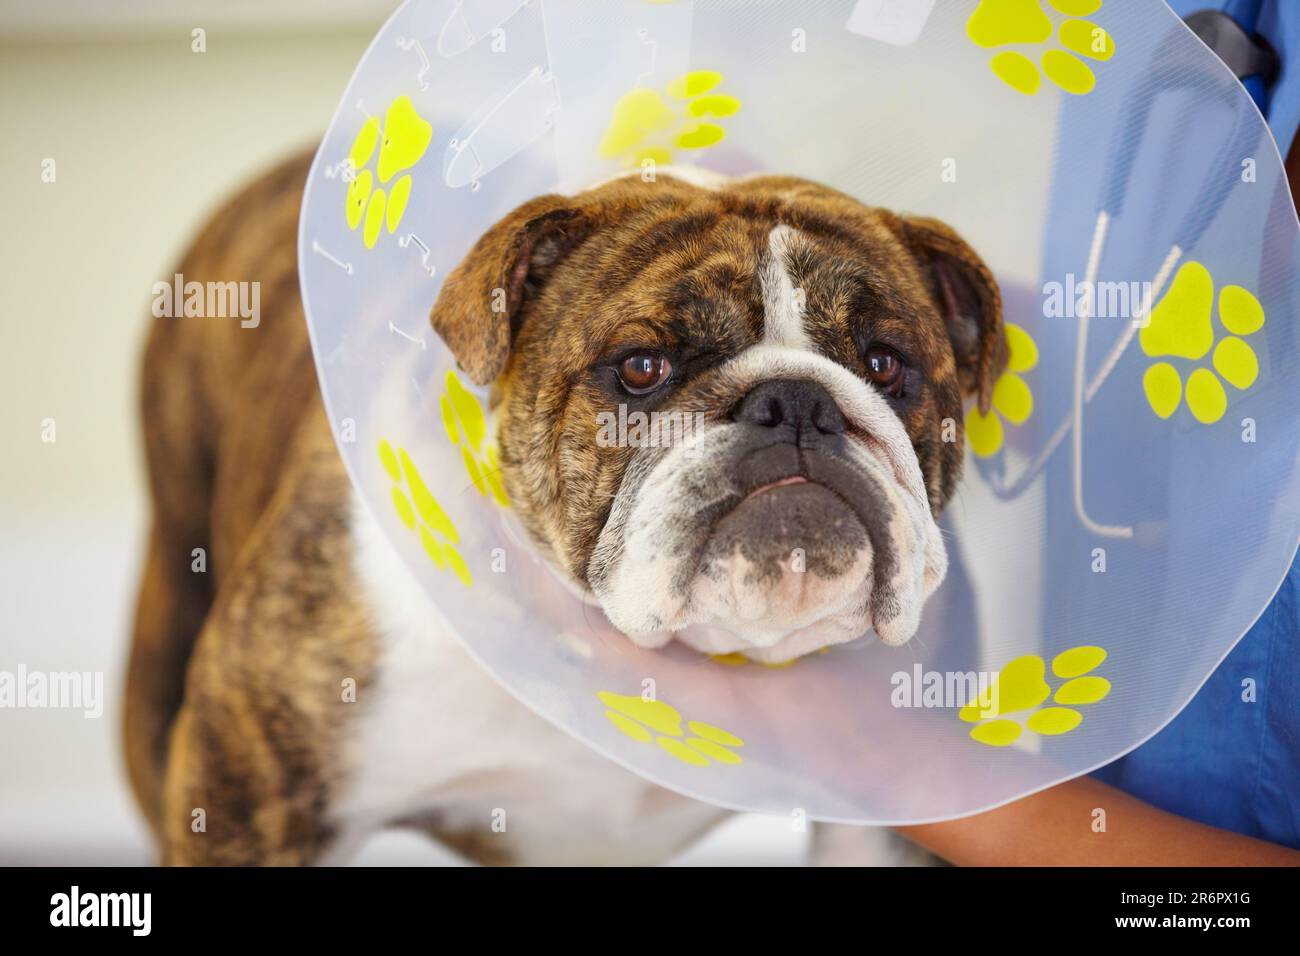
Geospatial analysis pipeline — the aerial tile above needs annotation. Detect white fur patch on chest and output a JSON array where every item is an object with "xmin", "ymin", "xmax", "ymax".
[{"xmin": 330, "ymin": 493, "xmax": 723, "ymax": 865}]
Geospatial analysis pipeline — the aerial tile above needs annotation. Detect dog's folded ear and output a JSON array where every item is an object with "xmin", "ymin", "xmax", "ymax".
[
  {"xmin": 428, "ymin": 194, "xmax": 590, "ymax": 385},
  {"xmin": 896, "ymin": 216, "xmax": 1007, "ymax": 413}
]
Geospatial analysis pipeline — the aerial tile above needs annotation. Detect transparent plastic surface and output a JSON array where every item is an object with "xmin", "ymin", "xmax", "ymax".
[{"xmin": 300, "ymin": 0, "xmax": 1300, "ymax": 823}]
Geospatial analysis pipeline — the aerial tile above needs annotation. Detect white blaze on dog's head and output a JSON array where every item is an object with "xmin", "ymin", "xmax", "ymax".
[{"xmin": 427, "ymin": 170, "xmax": 1006, "ymax": 663}]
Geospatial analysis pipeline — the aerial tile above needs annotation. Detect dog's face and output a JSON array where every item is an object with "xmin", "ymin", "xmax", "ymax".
[{"xmin": 430, "ymin": 170, "xmax": 1005, "ymax": 662}]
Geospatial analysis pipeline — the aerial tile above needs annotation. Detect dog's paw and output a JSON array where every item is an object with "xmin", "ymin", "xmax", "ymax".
[
  {"xmin": 1141, "ymin": 262, "xmax": 1264, "ymax": 425},
  {"xmin": 598, "ymin": 691, "xmax": 745, "ymax": 767},
  {"xmin": 966, "ymin": 0, "xmax": 1115, "ymax": 97},
  {"xmin": 960, "ymin": 644, "xmax": 1110, "ymax": 746}
]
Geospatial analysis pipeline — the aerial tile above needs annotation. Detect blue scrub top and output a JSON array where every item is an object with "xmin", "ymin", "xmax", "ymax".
[
  {"xmin": 1161, "ymin": 0, "xmax": 1300, "ymax": 151},
  {"xmin": 1091, "ymin": 551, "xmax": 1300, "ymax": 850},
  {"xmin": 1077, "ymin": 0, "xmax": 1300, "ymax": 851}
]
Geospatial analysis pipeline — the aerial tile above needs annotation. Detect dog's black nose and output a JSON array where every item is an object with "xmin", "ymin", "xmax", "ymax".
[{"xmin": 731, "ymin": 379, "xmax": 846, "ymax": 444}]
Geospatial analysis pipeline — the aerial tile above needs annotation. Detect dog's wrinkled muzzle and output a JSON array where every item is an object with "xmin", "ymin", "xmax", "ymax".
[{"xmin": 592, "ymin": 351, "xmax": 948, "ymax": 660}]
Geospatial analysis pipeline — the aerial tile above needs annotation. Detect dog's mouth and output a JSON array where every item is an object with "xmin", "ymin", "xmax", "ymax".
[
  {"xmin": 726, "ymin": 443, "xmax": 892, "ymax": 537},
  {"xmin": 591, "ymin": 401, "xmax": 948, "ymax": 656},
  {"xmin": 741, "ymin": 474, "xmax": 810, "ymax": 502},
  {"xmin": 690, "ymin": 443, "xmax": 889, "ymax": 600},
  {"xmin": 665, "ymin": 435, "xmax": 930, "ymax": 656}
]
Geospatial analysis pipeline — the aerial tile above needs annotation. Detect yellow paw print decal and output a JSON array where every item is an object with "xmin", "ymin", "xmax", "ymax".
[
  {"xmin": 1140, "ymin": 262, "xmax": 1264, "ymax": 425},
  {"xmin": 710, "ymin": 651, "xmax": 797, "ymax": 669},
  {"xmin": 345, "ymin": 96, "xmax": 433, "ymax": 249},
  {"xmin": 966, "ymin": 0, "xmax": 1115, "ymax": 96},
  {"xmin": 440, "ymin": 371, "xmax": 509, "ymax": 507},
  {"xmin": 598, "ymin": 70, "xmax": 740, "ymax": 167},
  {"xmin": 599, "ymin": 691, "xmax": 744, "ymax": 767},
  {"xmin": 378, "ymin": 439, "xmax": 472, "ymax": 586},
  {"xmin": 710, "ymin": 646, "xmax": 835, "ymax": 668},
  {"xmin": 966, "ymin": 323, "xmax": 1038, "ymax": 457},
  {"xmin": 961, "ymin": 645, "xmax": 1110, "ymax": 746}
]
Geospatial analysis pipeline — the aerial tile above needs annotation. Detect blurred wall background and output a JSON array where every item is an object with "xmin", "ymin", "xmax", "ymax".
[{"xmin": 0, "ymin": 0, "xmax": 799, "ymax": 865}]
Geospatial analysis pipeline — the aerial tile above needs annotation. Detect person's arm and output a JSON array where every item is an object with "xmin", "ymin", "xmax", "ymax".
[{"xmin": 898, "ymin": 776, "xmax": 1300, "ymax": 866}]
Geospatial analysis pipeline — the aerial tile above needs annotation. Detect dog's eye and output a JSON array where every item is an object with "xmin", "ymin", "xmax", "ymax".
[
  {"xmin": 865, "ymin": 345, "xmax": 905, "ymax": 396},
  {"xmin": 616, "ymin": 351, "xmax": 673, "ymax": 394}
]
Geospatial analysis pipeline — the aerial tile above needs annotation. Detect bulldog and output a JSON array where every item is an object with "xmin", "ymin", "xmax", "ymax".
[{"xmin": 125, "ymin": 153, "xmax": 1006, "ymax": 865}]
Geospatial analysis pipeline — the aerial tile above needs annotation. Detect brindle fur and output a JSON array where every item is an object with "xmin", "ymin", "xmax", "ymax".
[
  {"xmin": 126, "ymin": 152, "xmax": 370, "ymax": 863},
  {"xmin": 129, "ymin": 156, "xmax": 1004, "ymax": 864},
  {"xmin": 430, "ymin": 173, "xmax": 1006, "ymax": 584}
]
